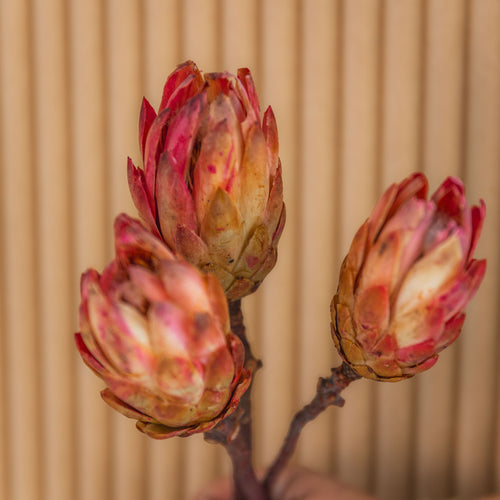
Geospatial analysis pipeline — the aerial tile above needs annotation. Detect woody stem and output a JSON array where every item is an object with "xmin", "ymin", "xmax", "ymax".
[
  {"xmin": 263, "ymin": 363, "xmax": 361, "ymax": 495},
  {"xmin": 204, "ymin": 299, "xmax": 265, "ymax": 500}
]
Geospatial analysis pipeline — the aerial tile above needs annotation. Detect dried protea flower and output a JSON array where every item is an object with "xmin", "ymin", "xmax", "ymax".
[
  {"xmin": 75, "ymin": 214, "xmax": 251, "ymax": 438},
  {"xmin": 331, "ymin": 173, "xmax": 486, "ymax": 381},
  {"xmin": 128, "ymin": 60, "xmax": 285, "ymax": 301}
]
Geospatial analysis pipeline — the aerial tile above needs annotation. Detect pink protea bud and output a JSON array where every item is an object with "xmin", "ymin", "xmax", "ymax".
[
  {"xmin": 75, "ymin": 213, "xmax": 251, "ymax": 438},
  {"xmin": 331, "ymin": 173, "xmax": 486, "ymax": 381},
  {"xmin": 128, "ymin": 60, "xmax": 285, "ymax": 301}
]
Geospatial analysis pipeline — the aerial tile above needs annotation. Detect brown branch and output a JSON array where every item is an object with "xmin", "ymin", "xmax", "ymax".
[
  {"xmin": 204, "ymin": 299, "xmax": 265, "ymax": 500},
  {"xmin": 263, "ymin": 362, "xmax": 361, "ymax": 495},
  {"xmin": 204, "ymin": 404, "xmax": 264, "ymax": 500}
]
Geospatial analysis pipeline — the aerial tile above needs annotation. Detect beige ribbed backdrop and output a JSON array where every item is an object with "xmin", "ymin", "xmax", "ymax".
[{"xmin": 1, "ymin": 1, "xmax": 499, "ymax": 499}]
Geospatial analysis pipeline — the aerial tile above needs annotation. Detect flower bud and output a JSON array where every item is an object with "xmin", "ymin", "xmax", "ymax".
[
  {"xmin": 331, "ymin": 173, "xmax": 486, "ymax": 381},
  {"xmin": 128, "ymin": 61, "xmax": 285, "ymax": 301},
  {"xmin": 75, "ymin": 214, "xmax": 251, "ymax": 438}
]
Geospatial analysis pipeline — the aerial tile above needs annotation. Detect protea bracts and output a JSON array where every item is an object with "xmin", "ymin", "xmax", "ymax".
[
  {"xmin": 128, "ymin": 60, "xmax": 285, "ymax": 301},
  {"xmin": 75, "ymin": 214, "xmax": 251, "ymax": 438},
  {"xmin": 331, "ymin": 173, "xmax": 486, "ymax": 381}
]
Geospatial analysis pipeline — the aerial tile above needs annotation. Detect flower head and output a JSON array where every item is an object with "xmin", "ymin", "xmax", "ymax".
[
  {"xmin": 331, "ymin": 173, "xmax": 486, "ymax": 381},
  {"xmin": 75, "ymin": 214, "xmax": 251, "ymax": 438},
  {"xmin": 128, "ymin": 61, "xmax": 285, "ymax": 301}
]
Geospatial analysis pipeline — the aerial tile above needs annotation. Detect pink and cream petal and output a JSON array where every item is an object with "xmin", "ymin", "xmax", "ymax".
[
  {"xmin": 233, "ymin": 224, "xmax": 269, "ymax": 278},
  {"xmin": 336, "ymin": 222, "xmax": 369, "ymax": 308},
  {"xmin": 164, "ymin": 92, "xmax": 207, "ymax": 178},
  {"xmin": 204, "ymin": 273, "xmax": 230, "ymax": 332},
  {"xmin": 143, "ymin": 108, "xmax": 171, "ymax": 197},
  {"xmin": 394, "ymin": 234, "xmax": 464, "ymax": 318},
  {"xmin": 128, "ymin": 265, "xmax": 169, "ymax": 303},
  {"xmin": 113, "ymin": 213, "xmax": 173, "ymax": 263},
  {"xmin": 194, "ymin": 118, "xmax": 240, "ymax": 223},
  {"xmin": 388, "ymin": 172, "xmax": 428, "ymax": 219},
  {"xmin": 263, "ymin": 162, "xmax": 284, "ymax": 237},
  {"xmin": 433, "ymin": 260, "xmax": 486, "ymax": 322},
  {"xmin": 391, "ymin": 306, "xmax": 445, "ymax": 351},
  {"xmin": 174, "ymin": 224, "xmax": 211, "ymax": 266},
  {"xmin": 136, "ymin": 420, "xmax": 196, "ymax": 439},
  {"xmin": 158, "ymin": 259, "xmax": 212, "ymax": 313},
  {"xmin": 147, "ymin": 302, "xmax": 204, "ymax": 402},
  {"xmin": 353, "ymin": 285, "xmax": 390, "ymax": 350},
  {"xmin": 139, "ymin": 98, "xmax": 157, "ymax": 157},
  {"xmin": 87, "ymin": 287, "xmax": 154, "ymax": 377},
  {"xmin": 225, "ymin": 278, "xmax": 255, "ymax": 301},
  {"xmin": 159, "ymin": 60, "xmax": 201, "ymax": 111},
  {"xmin": 155, "ymin": 152, "xmax": 198, "ymax": 247},
  {"xmin": 250, "ymin": 246, "xmax": 277, "ymax": 285},
  {"xmin": 367, "ymin": 183, "xmax": 399, "ymax": 243},
  {"xmin": 262, "ymin": 106, "xmax": 279, "ymax": 177},
  {"xmin": 74, "ymin": 332, "xmax": 109, "ymax": 378},
  {"xmin": 202, "ymin": 344, "xmax": 235, "ymax": 391},
  {"xmin": 127, "ymin": 158, "xmax": 159, "ymax": 236},
  {"xmin": 237, "ymin": 124, "xmax": 270, "ymax": 233},
  {"xmin": 468, "ymin": 200, "xmax": 486, "ymax": 262},
  {"xmin": 159, "ymin": 67, "xmax": 204, "ymax": 116},
  {"xmin": 271, "ymin": 203, "xmax": 286, "ymax": 247},
  {"xmin": 101, "ymin": 388, "xmax": 157, "ymax": 423},
  {"xmin": 435, "ymin": 313, "xmax": 465, "ymax": 352},
  {"xmin": 237, "ymin": 68, "xmax": 261, "ymax": 121},
  {"xmin": 400, "ymin": 355, "xmax": 438, "ymax": 377},
  {"xmin": 200, "ymin": 187, "xmax": 245, "ymax": 271}
]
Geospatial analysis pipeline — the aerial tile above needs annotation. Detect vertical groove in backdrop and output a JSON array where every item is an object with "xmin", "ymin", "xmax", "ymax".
[
  {"xmin": 0, "ymin": 2, "xmax": 5, "ymax": 497},
  {"xmin": 415, "ymin": 1, "xmax": 468, "ymax": 498},
  {"xmin": 0, "ymin": 1, "xmax": 41, "ymax": 500},
  {"xmin": 182, "ymin": 0, "xmax": 221, "ymax": 71},
  {"xmin": 295, "ymin": 0, "xmax": 340, "ymax": 475},
  {"xmin": 32, "ymin": 0, "xmax": 75, "ymax": 499},
  {"xmin": 69, "ymin": 0, "xmax": 110, "ymax": 499},
  {"xmin": 336, "ymin": 0, "xmax": 382, "ymax": 491},
  {"xmin": 456, "ymin": 0, "xmax": 500, "ymax": 497},
  {"xmin": 257, "ymin": 0, "xmax": 300, "ymax": 470}
]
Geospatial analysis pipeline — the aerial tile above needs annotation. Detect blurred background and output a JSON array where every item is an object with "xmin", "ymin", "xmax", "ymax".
[{"xmin": 1, "ymin": 0, "xmax": 499, "ymax": 499}]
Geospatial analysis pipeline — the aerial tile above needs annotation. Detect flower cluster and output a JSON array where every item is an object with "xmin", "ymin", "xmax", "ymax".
[
  {"xmin": 75, "ymin": 61, "xmax": 283, "ymax": 437},
  {"xmin": 128, "ymin": 60, "xmax": 285, "ymax": 301},
  {"xmin": 75, "ymin": 61, "xmax": 486, "ymax": 442},
  {"xmin": 76, "ymin": 215, "xmax": 250, "ymax": 438},
  {"xmin": 331, "ymin": 173, "xmax": 486, "ymax": 381}
]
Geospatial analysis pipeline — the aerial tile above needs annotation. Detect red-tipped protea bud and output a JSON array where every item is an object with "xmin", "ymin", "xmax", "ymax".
[
  {"xmin": 331, "ymin": 173, "xmax": 486, "ymax": 381},
  {"xmin": 75, "ymin": 214, "xmax": 251, "ymax": 438},
  {"xmin": 128, "ymin": 60, "xmax": 285, "ymax": 301}
]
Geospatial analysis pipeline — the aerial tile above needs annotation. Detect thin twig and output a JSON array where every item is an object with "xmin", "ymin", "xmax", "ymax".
[{"xmin": 263, "ymin": 362, "xmax": 361, "ymax": 495}]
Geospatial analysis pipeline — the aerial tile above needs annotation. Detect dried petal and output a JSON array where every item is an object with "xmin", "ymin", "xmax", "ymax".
[
  {"xmin": 331, "ymin": 174, "xmax": 486, "ymax": 381},
  {"xmin": 75, "ymin": 214, "xmax": 250, "ymax": 437},
  {"xmin": 128, "ymin": 61, "xmax": 284, "ymax": 300}
]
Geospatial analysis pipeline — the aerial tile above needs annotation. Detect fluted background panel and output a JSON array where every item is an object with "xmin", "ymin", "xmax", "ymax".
[{"xmin": 0, "ymin": 1, "xmax": 499, "ymax": 499}]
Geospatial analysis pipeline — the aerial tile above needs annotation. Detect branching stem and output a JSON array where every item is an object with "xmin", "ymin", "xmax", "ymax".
[
  {"xmin": 205, "ymin": 301, "xmax": 361, "ymax": 500},
  {"xmin": 263, "ymin": 363, "xmax": 361, "ymax": 495}
]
